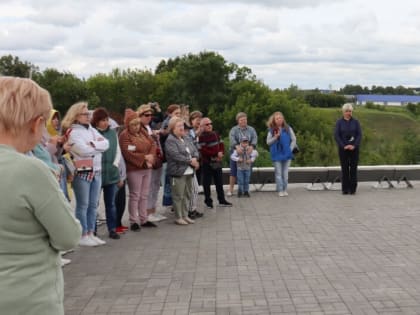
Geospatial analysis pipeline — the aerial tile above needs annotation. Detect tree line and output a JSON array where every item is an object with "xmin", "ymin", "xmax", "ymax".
[{"xmin": 1, "ymin": 53, "xmax": 419, "ymax": 166}]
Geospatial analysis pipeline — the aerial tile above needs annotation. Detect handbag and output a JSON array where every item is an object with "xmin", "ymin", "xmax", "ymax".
[
  {"xmin": 209, "ymin": 158, "xmax": 222, "ymax": 170},
  {"xmin": 74, "ymin": 158, "xmax": 93, "ymax": 173}
]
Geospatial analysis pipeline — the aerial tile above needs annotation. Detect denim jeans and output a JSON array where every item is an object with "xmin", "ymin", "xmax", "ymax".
[
  {"xmin": 237, "ymin": 169, "xmax": 251, "ymax": 193},
  {"xmin": 102, "ymin": 183, "xmax": 118, "ymax": 232},
  {"xmin": 273, "ymin": 160, "xmax": 291, "ymax": 192},
  {"xmin": 58, "ymin": 159, "xmax": 70, "ymax": 201},
  {"xmin": 73, "ymin": 174, "xmax": 102, "ymax": 235}
]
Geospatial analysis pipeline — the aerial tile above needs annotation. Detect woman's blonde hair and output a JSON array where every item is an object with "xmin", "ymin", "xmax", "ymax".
[
  {"xmin": 266, "ymin": 111, "xmax": 289, "ymax": 132},
  {"xmin": 168, "ymin": 116, "xmax": 184, "ymax": 133},
  {"xmin": 61, "ymin": 102, "xmax": 88, "ymax": 132},
  {"xmin": 342, "ymin": 103, "xmax": 354, "ymax": 113},
  {"xmin": 0, "ymin": 77, "xmax": 52, "ymax": 136}
]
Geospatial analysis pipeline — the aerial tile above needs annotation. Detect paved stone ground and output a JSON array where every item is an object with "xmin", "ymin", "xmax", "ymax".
[{"xmin": 64, "ymin": 182, "xmax": 420, "ymax": 315}]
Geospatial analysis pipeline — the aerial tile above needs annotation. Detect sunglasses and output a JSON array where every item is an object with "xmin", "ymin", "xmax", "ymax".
[
  {"xmin": 142, "ymin": 113, "xmax": 152, "ymax": 117},
  {"xmin": 205, "ymin": 123, "xmax": 212, "ymax": 126}
]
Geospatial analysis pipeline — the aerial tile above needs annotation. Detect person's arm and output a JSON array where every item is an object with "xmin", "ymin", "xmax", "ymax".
[
  {"xmin": 249, "ymin": 127, "xmax": 258, "ymax": 148},
  {"xmin": 354, "ymin": 120, "xmax": 362, "ymax": 148},
  {"xmin": 90, "ymin": 127, "xmax": 109, "ymax": 152},
  {"xmin": 29, "ymin": 161, "xmax": 81, "ymax": 251},
  {"xmin": 230, "ymin": 151, "xmax": 240, "ymax": 162},
  {"xmin": 289, "ymin": 127, "xmax": 297, "ymax": 150},
  {"xmin": 165, "ymin": 136, "xmax": 190, "ymax": 164},
  {"xmin": 250, "ymin": 149, "xmax": 258, "ymax": 162},
  {"xmin": 69, "ymin": 129, "xmax": 101, "ymax": 157},
  {"xmin": 266, "ymin": 129, "xmax": 277, "ymax": 146},
  {"xmin": 229, "ymin": 127, "xmax": 239, "ymax": 151},
  {"xmin": 119, "ymin": 132, "xmax": 147, "ymax": 168},
  {"xmin": 334, "ymin": 119, "xmax": 345, "ymax": 149}
]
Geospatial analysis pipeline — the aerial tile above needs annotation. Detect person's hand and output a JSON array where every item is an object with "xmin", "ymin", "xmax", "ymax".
[
  {"xmin": 63, "ymin": 142, "xmax": 73, "ymax": 152},
  {"xmin": 348, "ymin": 145, "xmax": 355, "ymax": 151},
  {"xmin": 217, "ymin": 152, "xmax": 224, "ymax": 159},
  {"xmin": 246, "ymin": 146, "xmax": 253, "ymax": 154},
  {"xmin": 49, "ymin": 135, "xmax": 60, "ymax": 145},
  {"xmin": 190, "ymin": 157, "xmax": 199, "ymax": 170},
  {"xmin": 236, "ymin": 145, "xmax": 243, "ymax": 154},
  {"xmin": 145, "ymin": 154, "xmax": 155, "ymax": 165},
  {"xmin": 117, "ymin": 180, "xmax": 124, "ymax": 188},
  {"xmin": 238, "ymin": 158, "xmax": 243, "ymax": 162}
]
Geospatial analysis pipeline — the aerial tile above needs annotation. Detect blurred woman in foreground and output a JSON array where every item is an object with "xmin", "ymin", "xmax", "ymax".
[{"xmin": 0, "ymin": 77, "xmax": 81, "ymax": 315}]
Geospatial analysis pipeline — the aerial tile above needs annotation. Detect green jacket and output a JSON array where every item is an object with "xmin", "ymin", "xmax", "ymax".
[
  {"xmin": 97, "ymin": 127, "xmax": 120, "ymax": 186},
  {"xmin": 0, "ymin": 145, "xmax": 82, "ymax": 315}
]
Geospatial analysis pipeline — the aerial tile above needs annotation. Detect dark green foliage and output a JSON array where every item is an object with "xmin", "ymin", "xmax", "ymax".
[
  {"xmin": 0, "ymin": 54, "xmax": 38, "ymax": 77},
  {"xmin": 3, "ymin": 53, "xmax": 420, "ymax": 166},
  {"xmin": 304, "ymin": 91, "xmax": 346, "ymax": 108},
  {"xmin": 33, "ymin": 69, "xmax": 88, "ymax": 114}
]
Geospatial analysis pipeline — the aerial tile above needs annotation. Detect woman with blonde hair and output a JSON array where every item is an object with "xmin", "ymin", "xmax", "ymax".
[
  {"xmin": 0, "ymin": 77, "xmax": 81, "ymax": 314},
  {"xmin": 62, "ymin": 102, "xmax": 109, "ymax": 246},
  {"xmin": 266, "ymin": 112, "xmax": 296, "ymax": 197}
]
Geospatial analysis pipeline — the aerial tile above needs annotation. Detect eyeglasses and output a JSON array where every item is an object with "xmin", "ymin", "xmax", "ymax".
[
  {"xmin": 205, "ymin": 123, "xmax": 212, "ymax": 126},
  {"xmin": 142, "ymin": 114, "xmax": 152, "ymax": 117}
]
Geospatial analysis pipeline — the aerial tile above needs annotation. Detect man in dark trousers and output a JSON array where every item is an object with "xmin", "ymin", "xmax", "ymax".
[{"xmin": 198, "ymin": 117, "xmax": 232, "ymax": 208}]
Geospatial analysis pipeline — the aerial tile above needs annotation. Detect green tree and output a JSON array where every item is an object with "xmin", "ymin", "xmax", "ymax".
[
  {"xmin": 0, "ymin": 54, "xmax": 38, "ymax": 78},
  {"xmin": 34, "ymin": 68, "xmax": 88, "ymax": 114}
]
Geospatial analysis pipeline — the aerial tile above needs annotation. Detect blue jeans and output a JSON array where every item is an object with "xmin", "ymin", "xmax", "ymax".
[
  {"xmin": 237, "ymin": 169, "xmax": 251, "ymax": 193},
  {"xmin": 73, "ymin": 174, "xmax": 102, "ymax": 235},
  {"xmin": 274, "ymin": 160, "xmax": 291, "ymax": 192},
  {"xmin": 103, "ymin": 183, "xmax": 118, "ymax": 232},
  {"xmin": 58, "ymin": 159, "xmax": 70, "ymax": 201}
]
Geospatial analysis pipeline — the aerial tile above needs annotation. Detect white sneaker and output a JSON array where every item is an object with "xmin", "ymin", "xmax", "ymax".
[
  {"xmin": 79, "ymin": 235, "xmax": 98, "ymax": 247},
  {"xmin": 283, "ymin": 191, "xmax": 289, "ymax": 196},
  {"xmin": 61, "ymin": 249, "xmax": 74, "ymax": 255},
  {"xmin": 278, "ymin": 191, "xmax": 285, "ymax": 197},
  {"xmin": 155, "ymin": 213, "xmax": 167, "ymax": 221},
  {"xmin": 61, "ymin": 257, "xmax": 71, "ymax": 267},
  {"xmin": 226, "ymin": 191, "xmax": 233, "ymax": 197},
  {"xmin": 89, "ymin": 234, "xmax": 106, "ymax": 246},
  {"xmin": 148, "ymin": 214, "xmax": 160, "ymax": 222}
]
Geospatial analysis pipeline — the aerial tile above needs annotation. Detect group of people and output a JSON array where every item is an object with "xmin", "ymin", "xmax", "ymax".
[{"xmin": 0, "ymin": 76, "xmax": 362, "ymax": 314}]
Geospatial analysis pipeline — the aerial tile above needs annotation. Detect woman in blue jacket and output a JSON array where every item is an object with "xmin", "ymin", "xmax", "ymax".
[{"xmin": 266, "ymin": 112, "xmax": 296, "ymax": 197}]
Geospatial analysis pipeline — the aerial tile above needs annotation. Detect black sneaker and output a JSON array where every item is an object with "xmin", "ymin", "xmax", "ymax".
[
  {"xmin": 192, "ymin": 210, "xmax": 204, "ymax": 218},
  {"xmin": 188, "ymin": 211, "xmax": 197, "ymax": 219},
  {"xmin": 141, "ymin": 221, "xmax": 158, "ymax": 228},
  {"xmin": 219, "ymin": 200, "xmax": 232, "ymax": 207},
  {"xmin": 130, "ymin": 223, "xmax": 141, "ymax": 231},
  {"xmin": 244, "ymin": 192, "xmax": 250, "ymax": 197},
  {"xmin": 205, "ymin": 203, "xmax": 213, "ymax": 209},
  {"xmin": 109, "ymin": 230, "xmax": 120, "ymax": 239}
]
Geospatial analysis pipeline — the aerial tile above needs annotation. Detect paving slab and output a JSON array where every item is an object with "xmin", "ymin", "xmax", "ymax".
[{"xmin": 64, "ymin": 182, "xmax": 420, "ymax": 315}]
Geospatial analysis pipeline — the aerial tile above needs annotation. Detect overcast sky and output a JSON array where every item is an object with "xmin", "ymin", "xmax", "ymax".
[{"xmin": 1, "ymin": 0, "xmax": 420, "ymax": 89}]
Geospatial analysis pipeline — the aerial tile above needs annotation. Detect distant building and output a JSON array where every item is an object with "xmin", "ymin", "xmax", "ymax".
[{"xmin": 356, "ymin": 94, "xmax": 420, "ymax": 106}]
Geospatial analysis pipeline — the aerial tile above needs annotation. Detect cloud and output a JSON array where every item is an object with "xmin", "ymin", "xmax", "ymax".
[{"xmin": 2, "ymin": 0, "xmax": 420, "ymax": 88}]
